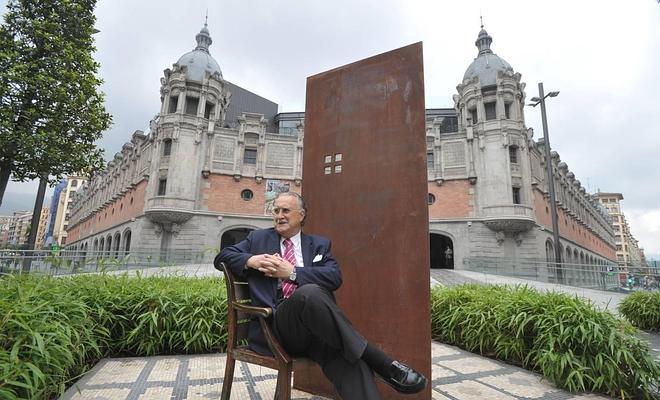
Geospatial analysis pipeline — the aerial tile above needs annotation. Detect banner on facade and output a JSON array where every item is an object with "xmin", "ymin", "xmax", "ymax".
[{"xmin": 264, "ymin": 179, "xmax": 290, "ymax": 215}]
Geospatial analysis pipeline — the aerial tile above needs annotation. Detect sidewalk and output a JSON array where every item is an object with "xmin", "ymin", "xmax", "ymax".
[{"xmin": 61, "ymin": 342, "xmax": 610, "ymax": 400}]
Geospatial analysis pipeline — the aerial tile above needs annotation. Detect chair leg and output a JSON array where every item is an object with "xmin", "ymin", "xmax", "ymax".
[
  {"xmin": 221, "ymin": 354, "xmax": 236, "ymax": 400},
  {"xmin": 275, "ymin": 364, "xmax": 293, "ymax": 400}
]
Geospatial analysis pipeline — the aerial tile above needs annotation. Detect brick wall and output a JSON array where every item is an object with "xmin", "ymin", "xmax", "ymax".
[
  {"xmin": 533, "ymin": 190, "xmax": 615, "ymax": 259},
  {"xmin": 204, "ymin": 175, "xmax": 300, "ymax": 215},
  {"xmin": 428, "ymin": 179, "xmax": 473, "ymax": 219},
  {"xmin": 67, "ymin": 180, "xmax": 148, "ymax": 243}
]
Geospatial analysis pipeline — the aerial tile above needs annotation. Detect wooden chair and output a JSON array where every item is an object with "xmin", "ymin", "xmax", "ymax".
[{"xmin": 217, "ymin": 261, "xmax": 300, "ymax": 400}]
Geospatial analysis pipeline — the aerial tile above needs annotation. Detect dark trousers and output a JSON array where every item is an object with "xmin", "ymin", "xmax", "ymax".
[{"xmin": 273, "ymin": 284, "xmax": 381, "ymax": 400}]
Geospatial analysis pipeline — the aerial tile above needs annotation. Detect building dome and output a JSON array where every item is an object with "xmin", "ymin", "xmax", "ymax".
[
  {"xmin": 463, "ymin": 27, "xmax": 513, "ymax": 87},
  {"xmin": 175, "ymin": 22, "xmax": 223, "ymax": 82}
]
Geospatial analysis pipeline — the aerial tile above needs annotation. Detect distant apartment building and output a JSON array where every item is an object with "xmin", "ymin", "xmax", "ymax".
[
  {"xmin": 45, "ymin": 179, "xmax": 67, "ymax": 247},
  {"xmin": 0, "ymin": 216, "xmax": 12, "ymax": 248},
  {"xmin": 7, "ymin": 211, "xmax": 31, "ymax": 248},
  {"xmin": 595, "ymin": 192, "xmax": 644, "ymax": 268},
  {"xmin": 35, "ymin": 207, "xmax": 50, "ymax": 248},
  {"xmin": 52, "ymin": 176, "xmax": 86, "ymax": 245}
]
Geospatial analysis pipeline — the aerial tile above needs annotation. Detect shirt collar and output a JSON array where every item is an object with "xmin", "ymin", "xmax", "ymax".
[{"xmin": 281, "ymin": 231, "xmax": 302, "ymax": 248}]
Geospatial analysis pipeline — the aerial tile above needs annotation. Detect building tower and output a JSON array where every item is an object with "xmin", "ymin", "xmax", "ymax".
[
  {"xmin": 144, "ymin": 21, "xmax": 230, "ymax": 252},
  {"xmin": 452, "ymin": 25, "xmax": 535, "ymax": 253}
]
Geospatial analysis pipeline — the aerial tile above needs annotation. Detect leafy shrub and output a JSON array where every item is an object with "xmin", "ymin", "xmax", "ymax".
[
  {"xmin": 431, "ymin": 284, "xmax": 660, "ymax": 399},
  {"xmin": 0, "ymin": 274, "xmax": 227, "ymax": 400},
  {"xmin": 619, "ymin": 291, "xmax": 660, "ymax": 332}
]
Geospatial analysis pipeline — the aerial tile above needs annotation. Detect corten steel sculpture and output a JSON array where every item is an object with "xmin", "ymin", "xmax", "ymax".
[{"xmin": 296, "ymin": 42, "xmax": 431, "ymax": 399}]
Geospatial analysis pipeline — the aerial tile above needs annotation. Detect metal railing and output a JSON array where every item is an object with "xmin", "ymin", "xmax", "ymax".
[
  {"xmin": 0, "ymin": 248, "xmax": 219, "ymax": 276},
  {"xmin": 463, "ymin": 256, "xmax": 660, "ymax": 292}
]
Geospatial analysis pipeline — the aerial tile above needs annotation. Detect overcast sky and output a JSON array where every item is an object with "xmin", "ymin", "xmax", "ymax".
[{"xmin": 3, "ymin": 0, "xmax": 659, "ymax": 257}]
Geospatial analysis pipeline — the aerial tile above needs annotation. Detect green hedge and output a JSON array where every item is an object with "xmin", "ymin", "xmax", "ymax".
[
  {"xmin": 0, "ymin": 274, "xmax": 227, "ymax": 400},
  {"xmin": 619, "ymin": 291, "xmax": 660, "ymax": 332},
  {"xmin": 431, "ymin": 284, "xmax": 660, "ymax": 399},
  {"xmin": 2, "ymin": 276, "xmax": 659, "ymax": 399}
]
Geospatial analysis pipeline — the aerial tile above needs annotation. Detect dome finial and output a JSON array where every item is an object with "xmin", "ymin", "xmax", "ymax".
[
  {"xmin": 475, "ymin": 19, "xmax": 493, "ymax": 56},
  {"xmin": 194, "ymin": 15, "xmax": 212, "ymax": 54},
  {"xmin": 205, "ymin": 9, "xmax": 208, "ymax": 28}
]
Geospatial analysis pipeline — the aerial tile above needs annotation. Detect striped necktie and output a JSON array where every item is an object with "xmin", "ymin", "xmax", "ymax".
[{"xmin": 281, "ymin": 238, "xmax": 297, "ymax": 298}]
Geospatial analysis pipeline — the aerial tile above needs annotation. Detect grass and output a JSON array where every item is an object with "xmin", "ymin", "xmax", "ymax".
[
  {"xmin": 619, "ymin": 291, "xmax": 660, "ymax": 332},
  {"xmin": 1, "ymin": 275, "xmax": 658, "ymax": 399},
  {"xmin": 431, "ymin": 284, "xmax": 660, "ymax": 399}
]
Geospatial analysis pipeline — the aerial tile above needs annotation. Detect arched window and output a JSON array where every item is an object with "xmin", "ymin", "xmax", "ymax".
[{"xmin": 123, "ymin": 230, "xmax": 131, "ymax": 254}]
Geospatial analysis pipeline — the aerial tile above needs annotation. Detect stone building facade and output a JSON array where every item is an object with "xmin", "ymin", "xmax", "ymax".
[
  {"xmin": 66, "ymin": 23, "xmax": 616, "ymax": 273},
  {"xmin": 67, "ymin": 23, "xmax": 301, "ymax": 257}
]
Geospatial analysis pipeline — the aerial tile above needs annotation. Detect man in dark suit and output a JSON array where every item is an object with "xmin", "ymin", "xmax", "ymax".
[{"xmin": 216, "ymin": 192, "xmax": 426, "ymax": 399}]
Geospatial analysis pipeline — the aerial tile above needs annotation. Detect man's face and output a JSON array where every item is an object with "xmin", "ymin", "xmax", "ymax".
[{"xmin": 272, "ymin": 195, "xmax": 305, "ymax": 238}]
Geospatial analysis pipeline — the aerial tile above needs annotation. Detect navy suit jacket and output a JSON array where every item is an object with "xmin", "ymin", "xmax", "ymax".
[{"xmin": 215, "ymin": 227, "xmax": 342, "ymax": 355}]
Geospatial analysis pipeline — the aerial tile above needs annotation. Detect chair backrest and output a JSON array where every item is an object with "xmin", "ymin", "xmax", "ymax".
[{"xmin": 219, "ymin": 262, "xmax": 251, "ymax": 346}]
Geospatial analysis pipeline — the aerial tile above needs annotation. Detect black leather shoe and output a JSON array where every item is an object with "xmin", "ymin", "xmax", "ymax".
[{"xmin": 379, "ymin": 360, "xmax": 427, "ymax": 394}]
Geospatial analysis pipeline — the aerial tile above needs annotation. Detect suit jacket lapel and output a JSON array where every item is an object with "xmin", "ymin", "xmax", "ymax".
[
  {"xmin": 301, "ymin": 232, "xmax": 313, "ymax": 267},
  {"xmin": 265, "ymin": 228, "xmax": 281, "ymax": 256}
]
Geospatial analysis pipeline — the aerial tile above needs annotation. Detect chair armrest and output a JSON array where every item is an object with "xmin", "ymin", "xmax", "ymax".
[{"xmin": 233, "ymin": 302, "xmax": 273, "ymax": 318}]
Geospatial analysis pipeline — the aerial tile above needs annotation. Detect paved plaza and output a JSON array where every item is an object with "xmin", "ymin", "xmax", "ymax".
[
  {"xmin": 59, "ymin": 267, "xmax": 658, "ymax": 399},
  {"xmin": 61, "ymin": 342, "xmax": 611, "ymax": 400}
]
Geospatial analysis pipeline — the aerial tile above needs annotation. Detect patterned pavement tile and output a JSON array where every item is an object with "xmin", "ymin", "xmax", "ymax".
[
  {"xmin": 84, "ymin": 360, "xmax": 147, "ymax": 385},
  {"xmin": 69, "ymin": 388, "xmax": 131, "ymax": 400},
  {"xmin": 432, "ymin": 364, "xmax": 456, "ymax": 379},
  {"xmin": 186, "ymin": 382, "xmax": 227, "ymax": 400},
  {"xmin": 478, "ymin": 371, "xmax": 559, "ymax": 398},
  {"xmin": 136, "ymin": 387, "xmax": 174, "ymax": 400},
  {"xmin": 437, "ymin": 381, "xmax": 517, "ymax": 400},
  {"xmin": 187, "ymin": 382, "xmax": 227, "ymax": 400},
  {"xmin": 244, "ymin": 362, "xmax": 278, "ymax": 379},
  {"xmin": 146, "ymin": 358, "xmax": 179, "ymax": 382},
  {"xmin": 187, "ymin": 354, "xmax": 228, "ymax": 380},
  {"xmin": 431, "ymin": 389, "xmax": 452, "ymax": 399},
  {"xmin": 439, "ymin": 356, "xmax": 504, "ymax": 374},
  {"xmin": 432, "ymin": 342, "xmax": 461, "ymax": 357}
]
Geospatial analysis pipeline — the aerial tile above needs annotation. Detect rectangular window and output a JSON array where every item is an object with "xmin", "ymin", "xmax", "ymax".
[
  {"xmin": 204, "ymin": 102, "xmax": 215, "ymax": 119},
  {"xmin": 427, "ymin": 152, "xmax": 434, "ymax": 170},
  {"xmin": 168, "ymin": 96, "xmax": 178, "ymax": 113},
  {"xmin": 512, "ymin": 187, "xmax": 521, "ymax": 204},
  {"xmin": 157, "ymin": 179, "xmax": 167, "ymax": 196},
  {"xmin": 484, "ymin": 102, "xmax": 496, "ymax": 120},
  {"xmin": 508, "ymin": 146, "xmax": 518, "ymax": 164},
  {"xmin": 469, "ymin": 109, "xmax": 478, "ymax": 124},
  {"xmin": 504, "ymin": 103, "xmax": 511, "ymax": 119},
  {"xmin": 162, "ymin": 139, "xmax": 172, "ymax": 156},
  {"xmin": 243, "ymin": 148, "xmax": 257, "ymax": 165},
  {"xmin": 185, "ymin": 96, "xmax": 199, "ymax": 115}
]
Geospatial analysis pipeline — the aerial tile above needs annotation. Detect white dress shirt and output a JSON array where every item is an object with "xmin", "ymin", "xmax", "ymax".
[{"xmin": 280, "ymin": 231, "xmax": 304, "ymax": 268}]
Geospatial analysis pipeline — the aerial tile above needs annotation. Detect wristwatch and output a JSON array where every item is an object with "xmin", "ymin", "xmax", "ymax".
[{"xmin": 288, "ymin": 268, "xmax": 297, "ymax": 282}]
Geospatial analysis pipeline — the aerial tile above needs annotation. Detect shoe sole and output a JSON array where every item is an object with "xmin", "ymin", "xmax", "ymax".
[{"xmin": 376, "ymin": 374, "xmax": 427, "ymax": 394}]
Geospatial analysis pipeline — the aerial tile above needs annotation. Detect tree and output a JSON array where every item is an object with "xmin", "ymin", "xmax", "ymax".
[{"xmin": 0, "ymin": 0, "xmax": 112, "ymax": 206}]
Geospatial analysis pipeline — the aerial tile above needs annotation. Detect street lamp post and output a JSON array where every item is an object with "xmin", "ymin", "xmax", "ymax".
[{"xmin": 529, "ymin": 82, "xmax": 563, "ymax": 282}]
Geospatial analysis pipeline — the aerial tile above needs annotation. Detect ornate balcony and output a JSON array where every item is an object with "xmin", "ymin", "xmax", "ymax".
[{"xmin": 482, "ymin": 204, "xmax": 536, "ymax": 233}]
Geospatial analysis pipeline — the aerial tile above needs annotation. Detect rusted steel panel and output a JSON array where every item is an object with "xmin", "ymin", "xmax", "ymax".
[{"xmin": 296, "ymin": 42, "xmax": 431, "ymax": 399}]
